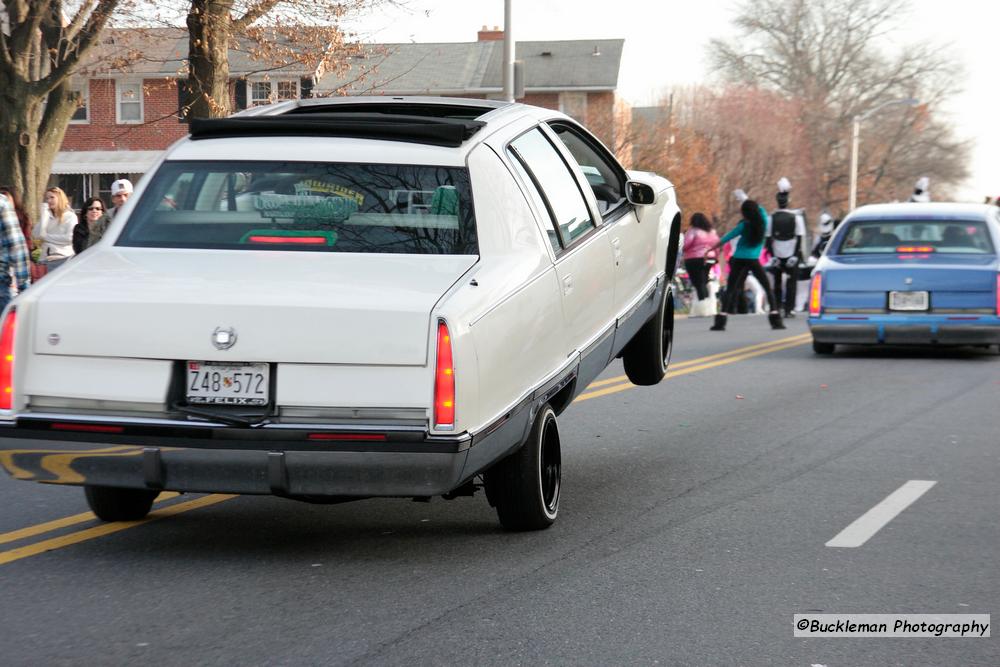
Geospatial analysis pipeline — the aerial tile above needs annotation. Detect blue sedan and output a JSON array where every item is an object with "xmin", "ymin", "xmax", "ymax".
[{"xmin": 808, "ymin": 203, "xmax": 1000, "ymax": 354}]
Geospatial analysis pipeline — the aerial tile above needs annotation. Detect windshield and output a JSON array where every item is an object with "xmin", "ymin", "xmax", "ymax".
[
  {"xmin": 836, "ymin": 219, "xmax": 995, "ymax": 255},
  {"xmin": 117, "ymin": 160, "xmax": 477, "ymax": 254}
]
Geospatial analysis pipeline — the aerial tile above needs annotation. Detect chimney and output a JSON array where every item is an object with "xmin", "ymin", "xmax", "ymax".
[{"xmin": 478, "ymin": 25, "xmax": 504, "ymax": 41}]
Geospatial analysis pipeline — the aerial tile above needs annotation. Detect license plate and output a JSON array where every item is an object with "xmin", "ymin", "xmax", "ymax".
[
  {"xmin": 186, "ymin": 362, "xmax": 269, "ymax": 406},
  {"xmin": 889, "ymin": 291, "xmax": 929, "ymax": 311}
]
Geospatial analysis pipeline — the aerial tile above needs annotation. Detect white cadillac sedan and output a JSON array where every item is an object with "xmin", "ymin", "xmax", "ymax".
[{"xmin": 0, "ymin": 98, "xmax": 681, "ymax": 530}]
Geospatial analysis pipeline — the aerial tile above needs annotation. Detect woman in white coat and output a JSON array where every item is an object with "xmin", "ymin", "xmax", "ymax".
[{"xmin": 35, "ymin": 187, "xmax": 77, "ymax": 271}]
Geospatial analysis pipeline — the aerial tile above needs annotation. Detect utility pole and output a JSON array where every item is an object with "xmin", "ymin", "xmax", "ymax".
[
  {"xmin": 502, "ymin": 0, "xmax": 514, "ymax": 102},
  {"xmin": 849, "ymin": 97, "xmax": 919, "ymax": 210}
]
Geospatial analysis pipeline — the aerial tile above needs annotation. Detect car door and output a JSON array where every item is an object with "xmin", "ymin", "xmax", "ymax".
[
  {"xmin": 507, "ymin": 128, "xmax": 616, "ymax": 362},
  {"xmin": 546, "ymin": 122, "xmax": 658, "ymax": 318}
]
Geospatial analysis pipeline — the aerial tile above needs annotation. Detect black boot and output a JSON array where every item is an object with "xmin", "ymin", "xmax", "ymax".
[
  {"xmin": 768, "ymin": 312, "xmax": 786, "ymax": 330},
  {"xmin": 710, "ymin": 314, "xmax": 727, "ymax": 331}
]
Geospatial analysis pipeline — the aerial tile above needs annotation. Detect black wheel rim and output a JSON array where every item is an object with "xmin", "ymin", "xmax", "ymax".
[{"xmin": 539, "ymin": 414, "xmax": 561, "ymax": 515}]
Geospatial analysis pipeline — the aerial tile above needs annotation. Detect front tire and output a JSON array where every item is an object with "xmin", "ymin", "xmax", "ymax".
[
  {"xmin": 84, "ymin": 486, "xmax": 158, "ymax": 522},
  {"xmin": 622, "ymin": 285, "xmax": 674, "ymax": 386},
  {"xmin": 485, "ymin": 405, "xmax": 561, "ymax": 531},
  {"xmin": 812, "ymin": 339, "xmax": 835, "ymax": 355}
]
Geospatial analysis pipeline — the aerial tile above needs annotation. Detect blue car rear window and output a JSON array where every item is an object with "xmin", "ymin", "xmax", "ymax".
[{"xmin": 836, "ymin": 219, "xmax": 995, "ymax": 255}]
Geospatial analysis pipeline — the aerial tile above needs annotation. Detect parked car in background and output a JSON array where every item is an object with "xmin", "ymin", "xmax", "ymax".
[
  {"xmin": 808, "ymin": 203, "xmax": 1000, "ymax": 354},
  {"xmin": 0, "ymin": 98, "xmax": 682, "ymax": 531}
]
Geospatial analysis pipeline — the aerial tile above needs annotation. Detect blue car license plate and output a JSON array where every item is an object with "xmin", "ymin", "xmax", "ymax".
[{"xmin": 889, "ymin": 290, "xmax": 929, "ymax": 311}]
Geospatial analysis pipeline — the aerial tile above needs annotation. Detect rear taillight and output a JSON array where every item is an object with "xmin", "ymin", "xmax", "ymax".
[
  {"xmin": 0, "ymin": 309, "xmax": 15, "ymax": 410},
  {"xmin": 809, "ymin": 273, "xmax": 822, "ymax": 317},
  {"xmin": 434, "ymin": 320, "xmax": 455, "ymax": 429}
]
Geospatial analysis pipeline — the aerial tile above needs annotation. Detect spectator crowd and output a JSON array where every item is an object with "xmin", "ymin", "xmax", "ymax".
[{"xmin": 0, "ymin": 179, "xmax": 132, "ymax": 311}]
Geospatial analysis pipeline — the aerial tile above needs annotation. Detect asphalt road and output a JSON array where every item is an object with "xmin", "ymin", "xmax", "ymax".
[{"xmin": 0, "ymin": 314, "xmax": 996, "ymax": 666}]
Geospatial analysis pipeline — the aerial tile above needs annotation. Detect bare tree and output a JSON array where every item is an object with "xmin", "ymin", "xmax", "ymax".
[
  {"xmin": 0, "ymin": 1, "xmax": 123, "ymax": 213},
  {"xmin": 183, "ymin": 0, "xmax": 400, "ymax": 119},
  {"xmin": 709, "ymin": 0, "xmax": 969, "ymax": 212}
]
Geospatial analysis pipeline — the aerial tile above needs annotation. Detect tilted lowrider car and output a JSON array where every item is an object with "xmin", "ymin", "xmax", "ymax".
[
  {"xmin": 0, "ymin": 97, "xmax": 682, "ymax": 530},
  {"xmin": 809, "ymin": 203, "xmax": 1000, "ymax": 354}
]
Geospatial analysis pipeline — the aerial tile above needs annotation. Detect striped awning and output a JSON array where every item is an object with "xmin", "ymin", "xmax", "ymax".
[{"xmin": 50, "ymin": 150, "xmax": 163, "ymax": 175}]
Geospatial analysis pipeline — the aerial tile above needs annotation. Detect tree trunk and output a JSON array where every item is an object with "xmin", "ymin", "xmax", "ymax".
[{"xmin": 187, "ymin": 0, "xmax": 235, "ymax": 119}]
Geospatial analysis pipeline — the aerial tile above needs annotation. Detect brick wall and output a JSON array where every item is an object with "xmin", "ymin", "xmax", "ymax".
[{"xmin": 62, "ymin": 78, "xmax": 188, "ymax": 151}]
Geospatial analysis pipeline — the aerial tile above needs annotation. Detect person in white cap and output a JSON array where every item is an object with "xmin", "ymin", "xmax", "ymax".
[
  {"xmin": 909, "ymin": 177, "xmax": 930, "ymax": 203},
  {"xmin": 766, "ymin": 177, "xmax": 806, "ymax": 318},
  {"xmin": 108, "ymin": 179, "xmax": 133, "ymax": 220}
]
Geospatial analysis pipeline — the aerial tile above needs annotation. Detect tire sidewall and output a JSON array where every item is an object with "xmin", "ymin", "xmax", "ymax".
[{"xmin": 535, "ymin": 406, "xmax": 560, "ymax": 521}]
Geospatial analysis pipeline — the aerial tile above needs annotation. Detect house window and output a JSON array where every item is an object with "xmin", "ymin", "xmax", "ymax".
[
  {"xmin": 116, "ymin": 81, "xmax": 143, "ymax": 123},
  {"xmin": 559, "ymin": 92, "xmax": 588, "ymax": 122},
  {"xmin": 70, "ymin": 82, "xmax": 89, "ymax": 124},
  {"xmin": 249, "ymin": 79, "xmax": 299, "ymax": 107}
]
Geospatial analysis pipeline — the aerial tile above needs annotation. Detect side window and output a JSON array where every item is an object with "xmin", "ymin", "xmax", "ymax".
[
  {"xmin": 510, "ymin": 128, "xmax": 595, "ymax": 247},
  {"xmin": 548, "ymin": 123, "xmax": 625, "ymax": 215},
  {"xmin": 507, "ymin": 154, "xmax": 561, "ymax": 254}
]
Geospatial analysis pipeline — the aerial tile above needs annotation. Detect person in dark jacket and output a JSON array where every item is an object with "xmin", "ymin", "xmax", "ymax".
[
  {"xmin": 73, "ymin": 197, "xmax": 110, "ymax": 255},
  {"xmin": 704, "ymin": 198, "xmax": 784, "ymax": 331}
]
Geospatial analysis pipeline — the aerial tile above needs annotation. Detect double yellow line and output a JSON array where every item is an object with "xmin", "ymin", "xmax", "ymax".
[
  {"xmin": 0, "ymin": 332, "xmax": 809, "ymax": 565},
  {"xmin": 0, "ymin": 493, "xmax": 235, "ymax": 566},
  {"xmin": 575, "ymin": 332, "xmax": 811, "ymax": 402}
]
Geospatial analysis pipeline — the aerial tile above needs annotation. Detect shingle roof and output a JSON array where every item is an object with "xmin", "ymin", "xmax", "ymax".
[
  {"xmin": 75, "ymin": 30, "xmax": 624, "ymax": 94},
  {"xmin": 313, "ymin": 39, "xmax": 624, "ymax": 95},
  {"xmin": 77, "ymin": 28, "xmax": 315, "ymax": 77}
]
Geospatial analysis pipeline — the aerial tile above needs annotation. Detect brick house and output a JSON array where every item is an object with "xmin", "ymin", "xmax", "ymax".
[
  {"xmin": 53, "ymin": 28, "xmax": 318, "ymax": 206},
  {"xmin": 53, "ymin": 27, "xmax": 627, "ymax": 207}
]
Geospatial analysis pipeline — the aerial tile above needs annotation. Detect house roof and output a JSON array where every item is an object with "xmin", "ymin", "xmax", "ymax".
[
  {"xmin": 313, "ymin": 39, "xmax": 624, "ymax": 95},
  {"xmin": 74, "ymin": 30, "xmax": 624, "ymax": 95},
  {"xmin": 77, "ymin": 28, "xmax": 316, "ymax": 78}
]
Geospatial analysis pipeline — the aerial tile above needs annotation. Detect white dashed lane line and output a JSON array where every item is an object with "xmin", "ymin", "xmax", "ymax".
[{"xmin": 826, "ymin": 480, "xmax": 937, "ymax": 548}]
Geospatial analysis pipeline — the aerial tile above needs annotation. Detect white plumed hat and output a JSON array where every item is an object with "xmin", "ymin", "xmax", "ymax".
[
  {"xmin": 818, "ymin": 212, "xmax": 834, "ymax": 233},
  {"xmin": 777, "ymin": 177, "xmax": 792, "ymax": 193},
  {"xmin": 915, "ymin": 176, "xmax": 929, "ymax": 191},
  {"xmin": 732, "ymin": 188, "xmax": 749, "ymax": 203}
]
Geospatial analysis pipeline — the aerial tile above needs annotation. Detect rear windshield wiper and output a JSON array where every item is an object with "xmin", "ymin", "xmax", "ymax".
[{"xmin": 171, "ymin": 404, "xmax": 270, "ymax": 427}]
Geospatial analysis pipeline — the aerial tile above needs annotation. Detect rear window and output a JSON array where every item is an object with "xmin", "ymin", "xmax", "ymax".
[
  {"xmin": 117, "ymin": 160, "xmax": 477, "ymax": 254},
  {"xmin": 836, "ymin": 219, "xmax": 995, "ymax": 255}
]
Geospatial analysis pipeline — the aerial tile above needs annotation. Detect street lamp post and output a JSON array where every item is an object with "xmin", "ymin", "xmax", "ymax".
[
  {"xmin": 848, "ymin": 97, "xmax": 920, "ymax": 211},
  {"xmin": 502, "ymin": 0, "xmax": 514, "ymax": 102}
]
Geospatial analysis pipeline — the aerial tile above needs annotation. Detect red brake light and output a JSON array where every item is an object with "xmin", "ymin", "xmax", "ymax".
[
  {"xmin": 247, "ymin": 235, "xmax": 328, "ymax": 245},
  {"xmin": 896, "ymin": 245, "xmax": 935, "ymax": 253},
  {"xmin": 307, "ymin": 433, "xmax": 387, "ymax": 442},
  {"xmin": 0, "ymin": 309, "xmax": 15, "ymax": 410},
  {"xmin": 434, "ymin": 321, "xmax": 455, "ymax": 428},
  {"xmin": 51, "ymin": 423, "xmax": 125, "ymax": 434},
  {"xmin": 809, "ymin": 273, "xmax": 822, "ymax": 317}
]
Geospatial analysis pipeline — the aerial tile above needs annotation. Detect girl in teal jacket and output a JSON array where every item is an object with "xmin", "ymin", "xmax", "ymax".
[{"xmin": 705, "ymin": 199, "xmax": 784, "ymax": 331}]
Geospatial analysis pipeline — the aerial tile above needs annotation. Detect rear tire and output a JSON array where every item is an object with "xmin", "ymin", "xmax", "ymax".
[
  {"xmin": 812, "ymin": 339, "xmax": 835, "ymax": 355},
  {"xmin": 84, "ymin": 485, "xmax": 158, "ymax": 522},
  {"xmin": 485, "ymin": 405, "xmax": 561, "ymax": 531},
  {"xmin": 622, "ymin": 285, "xmax": 674, "ymax": 386}
]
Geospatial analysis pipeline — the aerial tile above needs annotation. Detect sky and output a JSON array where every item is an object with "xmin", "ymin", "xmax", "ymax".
[{"xmin": 347, "ymin": 0, "xmax": 998, "ymax": 202}]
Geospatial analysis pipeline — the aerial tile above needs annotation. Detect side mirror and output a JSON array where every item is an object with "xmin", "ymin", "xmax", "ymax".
[{"xmin": 626, "ymin": 180, "xmax": 656, "ymax": 206}]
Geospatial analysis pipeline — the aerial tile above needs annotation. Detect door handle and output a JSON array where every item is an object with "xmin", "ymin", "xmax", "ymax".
[
  {"xmin": 611, "ymin": 237, "xmax": 622, "ymax": 265},
  {"xmin": 562, "ymin": 274, "xmax": 574, "ymax": 295}
]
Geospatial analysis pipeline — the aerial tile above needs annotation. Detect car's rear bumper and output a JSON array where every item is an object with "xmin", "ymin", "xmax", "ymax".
[
  {"xmin": 809, "ymin": 314, "xmax": 1000, "ymax": 346},
  {"xmin": 0, "ymin": 409, "xmax": 532, "ymax": 497}
]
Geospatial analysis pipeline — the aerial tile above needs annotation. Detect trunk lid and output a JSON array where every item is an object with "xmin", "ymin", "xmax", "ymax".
[
  {"xmin": 32, "ymin": 249, "xmax": 477, "ymax": 365},
  {"xmin": 824, "ymin": 254, "xmax": 998, "ymax": 292}
]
